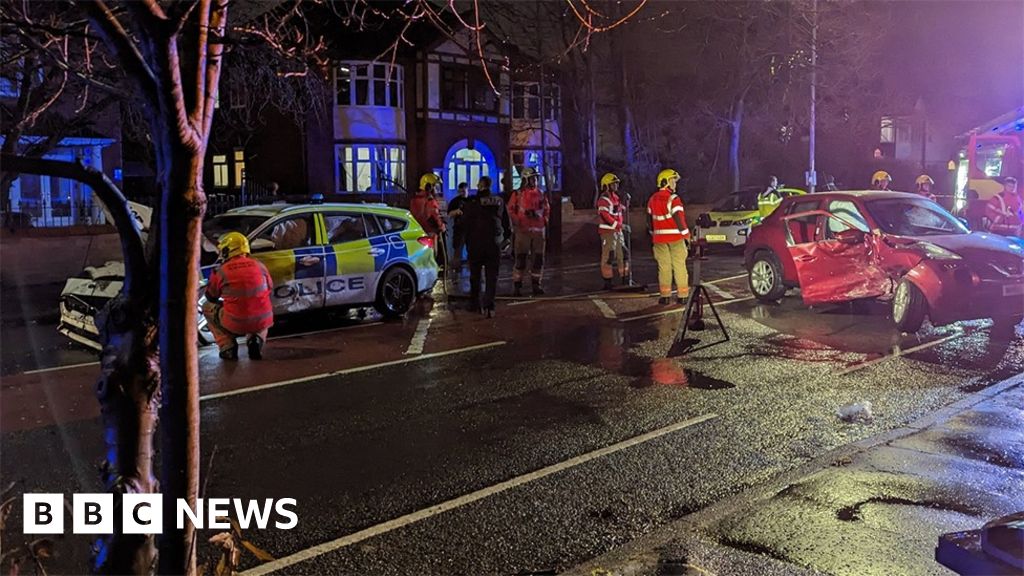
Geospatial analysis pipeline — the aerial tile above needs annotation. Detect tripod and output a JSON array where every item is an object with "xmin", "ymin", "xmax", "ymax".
[{"xmin": 667, "ymin": 239, "xmax": 730, "ymax": 357}]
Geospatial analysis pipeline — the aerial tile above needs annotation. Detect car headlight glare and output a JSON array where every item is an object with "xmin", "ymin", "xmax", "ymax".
[{"xmin": 918, "ymin": 242, "xmax": 961, "ymax": 260}]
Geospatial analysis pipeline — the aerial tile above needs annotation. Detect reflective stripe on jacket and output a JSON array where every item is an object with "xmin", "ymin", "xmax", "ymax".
[
  {"xmin": 206, "ymin": 255, "xmax": 274, "ymax": 335},
  {"xmin": 508, "ymin": 186, "xmax": 550, "ymax": 233},
  {"xmin": 647, "ymin": 188, "xmax": 689, "ymax": 243},
  {"xmin": 597, "ymin": 192, "xmax": 623, "ymax": 233}
]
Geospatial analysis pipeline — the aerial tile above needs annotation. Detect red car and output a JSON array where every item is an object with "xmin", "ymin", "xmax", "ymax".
[{"xmin": 744, "ymin": 190, "xmax": 1024, "ymax": 335}]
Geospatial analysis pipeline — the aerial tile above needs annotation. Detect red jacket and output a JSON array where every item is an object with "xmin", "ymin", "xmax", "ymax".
[
  {"xmin": 647, "ymin": 188, "xmax": 689, "ymax": 244},
  {"xmin": 986, "ymin": 192, "xmax": 1023, "ymax": 236},
  {"xmin": 596, "ymin": 191, "xmax": 624, "ymax": 234},
  {"xmin": 508, "ymin": 186, "xmax": 550, "ymax": 233},
  {"xmin": 206, "ymin": 255, "xmax": 274, "ymax": 335},
  {"xmin": 410, "ymin": 190, "xmax": 444, "ymax": 235}
]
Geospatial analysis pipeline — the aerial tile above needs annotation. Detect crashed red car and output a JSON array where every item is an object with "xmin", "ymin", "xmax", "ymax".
[{"xmin": 744, "ymin": 190, "xmax": 1024, "ymax": 335}]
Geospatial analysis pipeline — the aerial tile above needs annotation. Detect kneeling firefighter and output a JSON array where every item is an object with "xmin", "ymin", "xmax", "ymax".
[
  {"xmin": 596, "ymin": 172, "xmax": 629, "ymax": 290},
  {"xmin": 203, "ymin": 232, "xmax": 275, "ymax": 360}
]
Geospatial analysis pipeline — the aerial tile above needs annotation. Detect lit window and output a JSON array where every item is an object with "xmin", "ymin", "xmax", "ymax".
[
  {"xmin": 233, "ymin": 149, "xmax": 245, "ymax": 188},
  {"xmin": 511, "ymin": 149, "xmax": 562, "ymax": 191},
  {"xmin": 336, "ymin": 62, "xmax": 403, "ymax": 108},
  {"xmin": 213, "ymin": 155, "xmax": 228, "ymax": 188},
  {"xmin": 441, "ymin": 66, "xmax": 498, "ymax": 113},
  {"xmin": 879, "ymin": 116, "xmax": 894, "ymax": 144},
  {"xmin": 335, "ymin": 144, "xmax": 406, "ymax": 193}
]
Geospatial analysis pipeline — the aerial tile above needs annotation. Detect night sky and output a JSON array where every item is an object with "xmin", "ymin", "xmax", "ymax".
[{"xmin": 886, "ymin": 0, "xmax": 1024, "ymax": 129}]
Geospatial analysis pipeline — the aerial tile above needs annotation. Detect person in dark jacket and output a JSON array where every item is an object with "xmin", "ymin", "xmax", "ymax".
[
  {"xmin": 462, "ymin": 176, "xmax": 507, "ymax": 317},
  {"xmin": 447, "ymin": 182, "xmax": 470, "ymax": 275}
]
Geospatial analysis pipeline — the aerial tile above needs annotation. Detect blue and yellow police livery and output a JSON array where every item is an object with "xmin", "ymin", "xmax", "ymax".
[{"xmin": 202, "ymin": 202, "xmax": 439, "ymax": 318}]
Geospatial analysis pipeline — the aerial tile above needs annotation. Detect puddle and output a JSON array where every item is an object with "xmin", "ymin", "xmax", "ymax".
[{"xmin": 624, "ymin": 358, "xmax": 735, "ymax": 390}]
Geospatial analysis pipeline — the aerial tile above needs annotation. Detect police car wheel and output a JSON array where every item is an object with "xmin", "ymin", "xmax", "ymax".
[{"xmin": 375, "ymin": 266, "xmax": 417, "ymax": 318}]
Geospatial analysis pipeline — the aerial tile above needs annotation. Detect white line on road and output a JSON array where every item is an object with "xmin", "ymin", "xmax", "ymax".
[
  {"xmin": 836, "ymin": 331, "xmax": 963, "ymax": 376},
  {"xmin": 241, "ymin": 413, "xmax": 718, "ymax": 576},
  {"xmin": 704, "ymin": 283, "xmax": 735, "ymax": 300},
  {"xmin": 506, "ymin": 291, "xmax": 605, "ymax": 307},
  {"xmin": 404, "ymin": 318, "xmax": 432, "ymax": 355},
  {"xmin": 707, "ymin": 273, "xmax": 747, "ymax": 284},
  {"xmin": 200, "ymin": 341, "xmax": 506, "ymax": 402},
  {"xmin": 618, "ymin": 295, "xmax": 755, "ymax": 323},
  {"xmin": 590, "ymin": 297, "xmax": 617, "ymax": 319},
  {"xmin": 22, "ymin": 361, "xmax": 100, "ymax": 375}
]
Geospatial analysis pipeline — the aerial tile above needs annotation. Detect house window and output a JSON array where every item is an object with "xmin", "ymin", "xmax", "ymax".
[
  {"xmin": 336, "ymin": 62, "xmax": 403, "ymax": 108},
  {"xmin": 233, "ymin": 149, "xmax": 245, "ymax": 188},
  {"xmin": 213, "ymin": 155, "xmax": 229, "ymax": 188},
  {"xmin": 441, "ymin": 66, "xmax": 497, "ymax": 113},
  {"xmin": 512, "ymin": 82, "xmax": 560, "ymax": 121},
  {"xmin": 879, "ymin": 116, "xmax": 894, "ymax": 144},
  {"xmin": 335, "ymin": 144, "xmax": 406, "ymax": 193},
  {"xmin": 511, "ymin": 149, "xmax": 562, "ymax": 191}
]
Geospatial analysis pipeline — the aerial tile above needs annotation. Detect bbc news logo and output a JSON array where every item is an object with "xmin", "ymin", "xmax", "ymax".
[{"xmin": 23, "ymin": 494, "xmax": 298, "ymax": 534}]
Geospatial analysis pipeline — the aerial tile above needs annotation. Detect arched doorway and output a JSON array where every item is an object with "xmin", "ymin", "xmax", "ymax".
[{"xmin": 442, "ymin": 139, "xmax": 498, "ymax": 203}]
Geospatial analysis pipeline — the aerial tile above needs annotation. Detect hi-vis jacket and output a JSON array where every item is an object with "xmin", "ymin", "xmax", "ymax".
[
  {"xmin": 508, "ymin": 186, "xmax": 550, "ymax": 233},
  {"xmin": 206, "ymin": 255, "xmax": 275, "ymax": 335},
  {"xmin": 596, "ymin": 191, "xmax": 624, "ymax": 235},
  {"xmin": 647, "ymin": 187, "xmax": 690, "ymax": 244}
]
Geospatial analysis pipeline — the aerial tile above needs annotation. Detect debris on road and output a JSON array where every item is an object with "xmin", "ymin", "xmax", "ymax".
[{"xmin": 836, "ymin": 401, "xmax": 874, "ymax": 423}]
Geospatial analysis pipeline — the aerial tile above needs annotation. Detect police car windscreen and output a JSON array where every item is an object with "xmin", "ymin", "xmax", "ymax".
[{"xmin": 204, "ymin": 215, "xmax": 269, "ymax": 242}]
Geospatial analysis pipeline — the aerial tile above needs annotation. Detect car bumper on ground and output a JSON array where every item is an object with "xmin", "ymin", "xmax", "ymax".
[{"xmin": 58, "ymin": 300, "xmax": 103, "ymax": 350}]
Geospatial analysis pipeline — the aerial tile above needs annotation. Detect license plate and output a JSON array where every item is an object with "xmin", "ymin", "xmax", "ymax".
[
  {"xmin": 705, "ymin": 234, "xmax": 728, "ymax": 242},
  {"xmin": 1003, "ymin": 284, "xmax": 1024, "ymax": 297}
]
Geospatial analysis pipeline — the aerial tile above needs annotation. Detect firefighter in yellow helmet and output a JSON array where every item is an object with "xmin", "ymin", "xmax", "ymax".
[
  {"xmin": 871, "ymin": 170, "xmax": 892, "ymax": 191},
  {"xmin": 202, "ymin": 232, "xmax": 275, "ymax": 360},
  {"xmin": 508, "ymin": 166, "xmax": 550, "ymax": 296},
  {"xmin": 646, "ymin": 168, "xmax": 690, "ymax": 304},
  {"xmin": 411, "ymin": 173, "xmax": 446, "ymax": 264},
  {"xmin": 596, "ymin": 172, "xmax": 629, "ymax": 290},
  {"xmin": 915, "ymin": 174, "xmax": 936, "ymax": 201}
]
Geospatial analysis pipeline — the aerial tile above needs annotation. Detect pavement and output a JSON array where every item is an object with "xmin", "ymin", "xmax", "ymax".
[
  {"xmin": 2, "ymin": 222, "xmax": 1023, "ymax": 575},
  {"xmin": 564, "ymin": 375, "xmax": 1024, "ymax": 576}
]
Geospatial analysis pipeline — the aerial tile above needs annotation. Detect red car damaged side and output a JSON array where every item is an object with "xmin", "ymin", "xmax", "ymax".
[{"xmin": 744, "ymin": 190, "xmax": 1024, "ymax": 333}]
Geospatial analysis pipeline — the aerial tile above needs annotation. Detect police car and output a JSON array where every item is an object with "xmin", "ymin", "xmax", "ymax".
[{"xmin": 58, "ymin": 201, "xmax": 439, "ymax": 350}]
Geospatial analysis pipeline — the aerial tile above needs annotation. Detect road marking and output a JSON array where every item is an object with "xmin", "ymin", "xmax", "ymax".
[
  {"xmin": 404, "ymin": 318, "xmax": 432, "ymax": 355},
  {"xmin": 497, "ymin": 262, "xmax": 600, "ymax": 282},
  {"xmin": 837, "ymin": 331, "xmax": 963, "ymax": 376},
  {"xmin": 707, "ymin": 273, "xmax": 747, "ymax": 284},
  {"xmin": 618, "ymin": 295, "xmax": 754, "ymax": 322},
  {"xmin": 241, "ymin": 413, "xmax": 718, "ymax": 576},
  {"xmin": 269, "ymin": 322, "xmax": 384, "ymax": 342},
  {"xmin": 200, "ymin": 341, "xmax": 506, "ymax": 402},
  {"xmin": 22, "ymin": 361, "xmax": 100, "ymax": 375},
  {"xmin": 506, "ymin": 291, "xmax": 605, "ymax": 306},
  {"xmin": 704, "ymin": 283, "xmax": 734, "ymax": 300},
  {"xmin": 591, "ymin": 297, "xmax": 617, "ymax": 319}
]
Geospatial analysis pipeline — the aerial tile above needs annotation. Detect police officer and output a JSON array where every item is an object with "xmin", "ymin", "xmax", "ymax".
[
  {"xmin": 203, "ymin": 232, "xmax": 275, "ymax": 360},
  {"xmin": 462, "ymin": 176, "xmax": 507, "ymax": 317},
  {"xmin": 447, "ymin": 182, "xmax": 470, "ymax": 275}
]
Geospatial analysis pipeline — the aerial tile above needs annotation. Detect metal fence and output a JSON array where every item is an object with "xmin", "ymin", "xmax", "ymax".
[{"xmin": 3, "ymin": 181, "xmax": 281, "ymax": 229}]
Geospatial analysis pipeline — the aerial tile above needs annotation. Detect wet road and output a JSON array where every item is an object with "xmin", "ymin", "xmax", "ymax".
[{"xmin": 2, "ymin": 249, "xmax": 1022, "ymax": 575}]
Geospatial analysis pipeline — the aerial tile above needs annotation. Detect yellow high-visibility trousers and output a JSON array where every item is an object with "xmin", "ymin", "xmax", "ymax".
[{"xmin": 652, "ymin": 240, "xmax": 689, "ymax": 297}]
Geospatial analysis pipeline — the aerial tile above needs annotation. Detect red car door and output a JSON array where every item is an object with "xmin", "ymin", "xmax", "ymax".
[{"xmin": 783, "ymin": 206, "xmax": 890, "ymax": 305}]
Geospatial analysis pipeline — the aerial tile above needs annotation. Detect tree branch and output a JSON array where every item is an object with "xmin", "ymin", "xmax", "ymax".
[
  {"xmin": 1, "ymin": 154, "xmax": 146, "ymax": 296},
  {"xmin": 78, "ymin": 0, "xmax": 160, "ymax": 100}
]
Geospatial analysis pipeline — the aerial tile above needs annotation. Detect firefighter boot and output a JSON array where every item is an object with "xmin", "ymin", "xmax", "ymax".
[
  {"xmin": 247, "ymin": 335, "xmax": 264, "ymax": 360},
  {"xmin": 219, "ymin": 345, "xmax": 239, "ymax": 361},
  {"xmin": 603, "ymin": 278, "xmax": 613, "ymax": 291},
  {"xmin": 513, "ymin": 281, "xmax": 523, "ymax": 297},
  {"xmin": 532, "ymin": 280, "xmax": 545, "ymax": 296}
]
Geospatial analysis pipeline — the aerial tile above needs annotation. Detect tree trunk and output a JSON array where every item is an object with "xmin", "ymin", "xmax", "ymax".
[{"xmin": 729, "ymin": 96, "xmax": 745, "ymax": 192}]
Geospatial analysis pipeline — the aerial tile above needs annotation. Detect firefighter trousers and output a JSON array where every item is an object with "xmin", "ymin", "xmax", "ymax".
[
  {"xmin": 600, "ymin": 232, "xmax": 629, "ymax": 279},
  {"xmin": 652, "ymin": 240, "xmax": 689, "ymax": 298},
  {"xmin": 512, "ymin": 230, "xmax": 545, "ymax": 284},
  {"xmin": 203, "ymin": 301, "xmax": 269, "ymax": 352}
]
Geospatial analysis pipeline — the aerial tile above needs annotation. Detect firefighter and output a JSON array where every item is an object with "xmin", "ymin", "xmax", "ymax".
[
  {"xmin": 647, "ymin": 168, "xmax": 690, "ymax": 305},
  {"xmin": 597, "ymin": 172, "xmax": 629, "ymax": 290},
  {"xmin": 508, "ymin": 167, "xmax": 550, "ymax": 296},
  {"xmin": 411, "ymin": 173, "xmax": 446, "ymax": 265},
  {"xmin": 986, "ymin": 176, "xmax": 1022, "ymax": 237},
  {"xmin": 871, "ymin": 170, "xmax": 892, "ymax": 191},
  {"xmin": 915, "ymin": 174, "xmax": 936, "ymax": 200},
  {"xmin": 202, "ymin": 232, "xmax": 275, "ymax": 360},
  {"xmin": 462, "ymin": 176, "xmax": 507, "ymax": 317}
]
